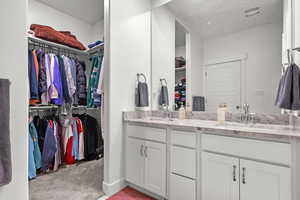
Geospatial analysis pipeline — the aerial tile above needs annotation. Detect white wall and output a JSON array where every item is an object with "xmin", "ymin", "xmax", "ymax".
[
  {"xmin": 28, "ymin": 0, "xmax": 99, "ymax": 46},
  {"xmin": 202, "ymin": 23, "xmax": 282, "ymax": 114},
  {"xmin": 0, "ymin": 1, "xmax": 29, "ymax": 200},
  {"xmin": 91, "ymin": 20, "xmax": 105, "ymax": 42},
  {"xmin": 104, "ymin": 0, "xmax": 152, "ymax": 195},
  {"xmin": 152, "ymin": 5, "xmax": 175, "ymax": 110}
]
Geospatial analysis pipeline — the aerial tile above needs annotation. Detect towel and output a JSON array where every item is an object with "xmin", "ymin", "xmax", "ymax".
[
  {"xmin": 275, "ymin": 64, "xmax": 300, "ymax": 110},
  {"xmin": 135, "ymin": 82, "xmax": 149, "ymax": 107},
  {"xmin": 193, "ymin": 96, "xmax": 205, "ymax": 111},
  {"xmin": 0, "ymin": 79, "xmax": 11, "ymax": 187},
  {"xmin": 159, "ymin": 86, "xmax": 169, "ymax": 106}
]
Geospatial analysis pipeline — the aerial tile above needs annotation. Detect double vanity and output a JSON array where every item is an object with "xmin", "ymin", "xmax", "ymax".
[{"xmin": 124, "ymin": 112, "xmax": 300, "ymax": 200}]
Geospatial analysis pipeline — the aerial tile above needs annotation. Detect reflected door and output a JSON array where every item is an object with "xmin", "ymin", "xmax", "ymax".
[{"xmin": 205, "ymin": 61, "xmax": 241, "ymax": 112}]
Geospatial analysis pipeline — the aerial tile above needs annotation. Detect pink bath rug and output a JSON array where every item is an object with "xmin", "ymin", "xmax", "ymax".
[{"xmin": 107, "ymin": 187, "xmax": 156, "ymax": 200}]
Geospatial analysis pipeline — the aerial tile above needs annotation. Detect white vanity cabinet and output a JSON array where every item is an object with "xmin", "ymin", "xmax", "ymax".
[
  {"xmin": 201, "ymin": 134, "xmax": 291, "ymax": 200},
  {"xmin": 170, "ymin": 130, "xmax": 197, "ymax": 200},
  {"xmin": 126, "ymin": 125, "xmax": 167, "ymax": 197},
  {"xmin": 202, "ymin": 152, "xmax": 239, "ymax": 200}
]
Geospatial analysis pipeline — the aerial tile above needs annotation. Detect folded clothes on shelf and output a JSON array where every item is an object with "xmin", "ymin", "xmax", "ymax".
[
  {"xmin": 88, "ymin": 41, "xmax": 104, "ymax": 49},
  {"xmin": 30, "ymin": 24, "xmax": 86, "ymax": 50}
]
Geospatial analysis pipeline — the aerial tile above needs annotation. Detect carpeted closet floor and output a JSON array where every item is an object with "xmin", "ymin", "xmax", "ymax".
[{"xmin": 29, "ymin": 159, "xmax": 104, "ymax": 200}]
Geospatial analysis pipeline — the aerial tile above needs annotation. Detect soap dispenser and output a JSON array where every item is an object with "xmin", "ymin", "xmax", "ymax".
[
  {"xmin": 178, "ymin": 103, "xmax": 186, "ymax": 119},
  {"xmin": 217, "ymin": 103, "xmax": 227, "ymax": 124}
]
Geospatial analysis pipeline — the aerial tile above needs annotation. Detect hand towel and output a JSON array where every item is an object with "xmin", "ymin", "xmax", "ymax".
[
  {"xmin": 159, "ymin": 86, "xmax": 169, "ymax": 106},
  {"xmin": 0, "ymin": 79, "xmax": 11, "ymax": 187},
  {"xmin": 275, "ymin": 64, "xmax": 300, "ymax": 110},
  {"xmin": 193, "ymin": 96, "xmax": 205, "ymax": 111},
  {"xmin": 135, "ymin": 82, "xmax": 149, "ymax": 107}
]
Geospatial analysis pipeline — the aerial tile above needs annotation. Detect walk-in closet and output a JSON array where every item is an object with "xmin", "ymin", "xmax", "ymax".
[{"xmin": 27, "ymin": 0, "xmax": 105, "ymax": 199}]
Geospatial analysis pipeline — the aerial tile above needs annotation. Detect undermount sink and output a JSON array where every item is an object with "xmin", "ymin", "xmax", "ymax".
[{"xmin": 217, "ymin": 121, "xmax": 294, "ymax": 131}]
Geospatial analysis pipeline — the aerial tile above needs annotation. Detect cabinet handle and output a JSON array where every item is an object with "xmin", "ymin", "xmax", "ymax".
[
  {"xmin": 242, "ymin": 167, "xmax": 246, "ymax": 184},
  {"xmin": 233, "ymin": 165, "xmax": 237, "ymax": 182},
  {"xmin": 140, "ymin": 145, "xmax": 144, "ymax": 157},
  {"xmin": 144, "ymin": 146, "xmax": 148, "ymax": 157}
]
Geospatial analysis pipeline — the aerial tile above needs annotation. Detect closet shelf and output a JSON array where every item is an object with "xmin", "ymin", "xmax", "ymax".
[
  {"xmin": 175, "ymin": 66, "xmax": 186, "ymax": 72},
  {"xmin": 28, "ymin": 36, "xmax": 89, "ymax": 56},
  {"xmin": 86, "ymin": 43, "xmax": 104, "ymax": 55}
]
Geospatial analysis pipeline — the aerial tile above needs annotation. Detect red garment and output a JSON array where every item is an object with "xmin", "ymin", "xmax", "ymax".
[
  {"xmin": 65, "ymin": 136, "xmax": 75, "ymax": 165},
  {"xmin": 30, "ymin": 24, "xmax": 86, "ymax": 50}
]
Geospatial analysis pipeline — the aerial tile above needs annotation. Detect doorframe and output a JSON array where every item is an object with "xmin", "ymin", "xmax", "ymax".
[
  {"xmin": 202, "ymin": 54, "xmax": 248, "ymax": 112},
  {"xmin": 174, "ymin": 18, "xmax": 192, "ymax": 110}
]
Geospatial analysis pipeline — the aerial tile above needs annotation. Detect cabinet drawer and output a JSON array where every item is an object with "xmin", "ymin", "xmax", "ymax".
[
  {"xmin": 127, "ymin": 125, "xmax": 166, "ymax": 143},
  {"xmin": 171, "ymin": 130, "xmax": 196, "ymax": 148},
  {"xmin": 171, "ymin": 146, "xmax": 196, "ymax": 179},
  {"xmin": 202, "ymin": 134, "xmax": 291, "ymax": 165},
  {"xmin": 170, "ymin": 174, "xmax": 196, "ymax": 200}
]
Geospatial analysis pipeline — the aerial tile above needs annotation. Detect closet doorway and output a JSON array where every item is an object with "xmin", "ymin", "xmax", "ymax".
[
  {"xmin": 175, "ymin": 21, "xmax": 189, "ymax": 110},
  {"xmin": 27, "ymin": 1, "xmax": 106, "ymax": 200}
]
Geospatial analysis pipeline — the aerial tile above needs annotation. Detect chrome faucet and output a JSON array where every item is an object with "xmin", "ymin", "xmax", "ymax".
[{"xmin": 240, "ymin": 104, "xmax": 256, "ymax": 124}]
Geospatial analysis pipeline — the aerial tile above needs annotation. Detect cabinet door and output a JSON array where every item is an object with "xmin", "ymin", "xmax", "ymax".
[
  {"xmin": 126, "ymin": 137, "xmax": 145, "ymax": 186},
  {"xmin": 144, "ymin": 141, "xmax": 166, "ymax": 197},
  {"xmin": 202, "ymin": 152, "xmax": 239, "ymax": 200},
  {"xmin": 240, "ymin": 159, "xmax": 291, "ymax": 200}
]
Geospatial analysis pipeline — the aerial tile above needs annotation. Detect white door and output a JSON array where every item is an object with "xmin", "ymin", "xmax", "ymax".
[
  {"xmin": 240, "ymin": 159, "xmax": 291, "ymax": 200},
  {"xmin": 202, "ymin": 152, "xmax": 239, "ymax": 200},
  {"xmin": 144, "ymin": 141, "xmax": 167, "ymax": 197},
  {"xmin": 204, "ymin": 61, "xmax": 241, "ymax": 112},
  {"xmin": 126, "ymin": 137, "xmax": 145, "ymax": 186}
]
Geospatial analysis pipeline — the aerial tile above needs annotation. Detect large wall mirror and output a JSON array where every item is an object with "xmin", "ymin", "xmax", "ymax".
[{"xmin": 151, "ymin": 0, "xmax": 286, "ymax": 114}]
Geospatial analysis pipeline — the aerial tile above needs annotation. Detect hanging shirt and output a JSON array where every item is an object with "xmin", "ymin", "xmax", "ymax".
[
  {"xmin": 37, "ymin": 51, "xmax": 48, "ymax": 104},
  {"xmin": 87, "ymin": 56, "xmax": 103, "ymax": 107},
  {"xmin": 76, "ymin": 118, "xmax": 85, "ymax": 160},
  {"xmin": 72, "ymin": 119, "xmax": 79, "ymax": 160},
  {"xmin": 28, "ymin": 50, "xmax": 39, "ymax": 104},
  {"xmin": 29, "ymin": 122, "xmax": 42, "ymax": 170},
  {"xmin": 50, "ymin": 55, "xmax": 63, "ymax": 105},
  {"xmin": 45, "ymin": 54, "xmax": 52, "ymax": 104},
  {"xmin": 65, "ymin": 124, "xmax": 75, "ymax": 164},
  {"xmin": 28, "ymin": 133, "xmax": 36, "ymax": 179},
  {"xmin": 63, "ymin": 56, "xmax": 76, "ymax": 102},
  {"xmin": 41, "ymin": 121, "xmax": 57, "ymax": 171},
  {"xmin": 53, "ymin": 121, "xmax": 62, "ymax": 171}
]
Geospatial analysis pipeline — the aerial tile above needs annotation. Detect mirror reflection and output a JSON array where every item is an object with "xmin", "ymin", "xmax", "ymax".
[{"xmin": 151, "ymin": 0, "xmax": 284, "ymax": 114}]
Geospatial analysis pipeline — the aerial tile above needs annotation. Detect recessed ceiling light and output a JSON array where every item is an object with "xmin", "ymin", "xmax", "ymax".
[{"xmin": 207, "ymin": 21, "xmax": 211, "ymax": 25}]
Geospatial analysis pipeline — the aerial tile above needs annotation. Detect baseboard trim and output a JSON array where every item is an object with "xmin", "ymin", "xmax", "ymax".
[{"xmin": 103, "ymin": 178, "xmax": 127, "ymax": 196}]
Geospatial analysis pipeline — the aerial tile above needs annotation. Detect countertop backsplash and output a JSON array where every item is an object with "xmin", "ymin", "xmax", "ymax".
[{"xmin": 124, "ymin": 110, "xmax": 290, "ymax": 126}]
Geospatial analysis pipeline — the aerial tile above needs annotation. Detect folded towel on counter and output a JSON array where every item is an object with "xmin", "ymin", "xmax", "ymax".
[
  {"xmin": 88, "ymin": 41, "xmax": 104, "ymax": 49},
  {"xmin": 159, "ymin": 86, "xmax": 169, "ymax": 106},
  {"xmin": 193, "ymin": 96, "xmax": 205, "ymax": 111},
  {"xmin": 0, "ymin": 79, "xmax": 11, "ymax": 187},
  {"xmin": 135, "ymin": 82, "xmax": 149, "ymax": 107},
  {"xmin": 275, "ymin": 63, "xmax": 300, "ymax": 110}
]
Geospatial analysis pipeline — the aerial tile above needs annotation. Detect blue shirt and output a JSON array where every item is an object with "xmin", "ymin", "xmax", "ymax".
[{"xmin": 28, "ymin": 134, "xmax": 36, "ymax": 179}]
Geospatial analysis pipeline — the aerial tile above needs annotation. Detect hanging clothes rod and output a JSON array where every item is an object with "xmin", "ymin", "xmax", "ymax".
[
  {"xmin": 29, "ymin": 105, "xmax": 100, "ymax": 111},
  {"xmin": 28, "ymin": 36, "xmax": 89, "ymax": 56}
]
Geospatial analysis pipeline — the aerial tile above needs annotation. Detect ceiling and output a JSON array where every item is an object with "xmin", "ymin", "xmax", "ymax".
[
  {"xmin": 168, "ymin": 0, "xmax": 283, "ymax": 39},
  {"xmin": 36, "ymin": 0, "xmax": 104, "ymax": 24}
]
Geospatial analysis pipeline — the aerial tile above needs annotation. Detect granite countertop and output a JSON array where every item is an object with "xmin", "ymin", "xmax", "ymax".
[{"xmin": 125, "ymin": 117, "xmax": 300, "ymax": 138}]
